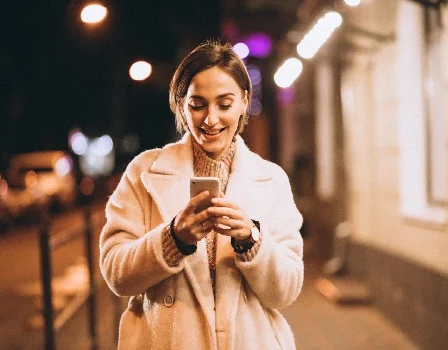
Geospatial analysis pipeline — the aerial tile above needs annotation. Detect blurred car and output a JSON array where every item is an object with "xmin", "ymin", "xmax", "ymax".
[
  {"xmin": 0, "ymin": 172, "xmax": 47, "ymax": 229},
  {"xmin": 0, "ymin": 174, "xmax": 13, "ymax": 231},
  {"xmin": 7, "ymin": 151, "xmax": 76, "ymax": 213}
]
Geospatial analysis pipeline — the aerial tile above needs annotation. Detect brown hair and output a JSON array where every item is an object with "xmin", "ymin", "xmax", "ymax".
[{"xmin": 169, "ymin": 39, "xmax": 252, "ymax": 134}]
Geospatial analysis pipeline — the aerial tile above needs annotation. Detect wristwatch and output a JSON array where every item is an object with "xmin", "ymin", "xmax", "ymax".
[{"xmin": 231, "ymin": 220, "xmax": 260, "ymax": 254}]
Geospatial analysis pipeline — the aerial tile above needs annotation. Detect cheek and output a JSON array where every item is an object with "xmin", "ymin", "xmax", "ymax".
[
  {"xmin": 182, "ymin": 107, "xmax": 196, "ymax": 126},
  {"xmin": 226, "ymin": 113, "xmax": 241, "ymax": 130},
  {"xmin": 189, "ymin": 113, "xmax": 204, "ymax": 127}
]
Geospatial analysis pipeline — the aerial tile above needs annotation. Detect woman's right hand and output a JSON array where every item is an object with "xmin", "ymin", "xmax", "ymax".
[{"xmin": 173, "ymin": 191, "xmax": 215, "ymax": 245}]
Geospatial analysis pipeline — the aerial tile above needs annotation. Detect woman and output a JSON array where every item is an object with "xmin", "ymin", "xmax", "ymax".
[{"xmin": 100, "ymin": 40, "xmax": 304, "ymax": 349}]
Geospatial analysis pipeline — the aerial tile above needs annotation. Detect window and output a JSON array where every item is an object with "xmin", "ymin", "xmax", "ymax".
[
  {"xmin": 396, "ymin": 0, "xmax": 447, "ymax": 226},
  {"xmin": 424, "ymin": 6, "xmax": 448, "ymax": 206}
]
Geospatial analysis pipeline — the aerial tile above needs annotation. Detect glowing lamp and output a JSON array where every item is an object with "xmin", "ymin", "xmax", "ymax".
[
  {"xmin": 274, "ymin": 58, "xmax": 303, "ymax": 88},
  {"xmin": 81, "ymin": 4, "xmax": 108, "ymax": 24},
  {"xmin": 297, "ymin": 11, "xmax": 343, "ymax": 59},
  {"xmin": 129, "ymin": 61, "xmax": 152, "ymax": 81}
]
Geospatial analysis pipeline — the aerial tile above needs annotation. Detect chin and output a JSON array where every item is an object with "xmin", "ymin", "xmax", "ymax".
[{"xmin": 202, "ymin": 144, "xmax": 225, "ymax": 155}]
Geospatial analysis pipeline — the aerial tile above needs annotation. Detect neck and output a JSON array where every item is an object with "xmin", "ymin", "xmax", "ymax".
[{"xmin": 205, "ymin": 145, "xmax": 230, "ymax": 160}]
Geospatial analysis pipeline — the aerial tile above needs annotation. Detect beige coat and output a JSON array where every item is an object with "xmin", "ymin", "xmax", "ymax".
[{"xmin": 100, "ymin": 134, "xmax": 304, "ymax": 349}]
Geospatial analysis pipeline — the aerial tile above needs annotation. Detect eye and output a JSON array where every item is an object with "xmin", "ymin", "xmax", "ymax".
[
  {"xmin": 219, "ymin": 104, "xmax": 232, "ymax": 111},
  {"xmin": 189, "ymin": 104, "xmax": 206, "ymax": 111}
]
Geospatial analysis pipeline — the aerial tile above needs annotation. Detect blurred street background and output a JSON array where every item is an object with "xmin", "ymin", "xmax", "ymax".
[{"xmin": 1, "ymin": 0, "xmax": 447, "ymax": 349}]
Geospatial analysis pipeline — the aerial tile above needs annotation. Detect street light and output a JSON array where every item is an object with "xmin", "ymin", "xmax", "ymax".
[
  {"xmin": 129, "ymin": 61, "xmax": 152, "ymax": 81},
  {"xmin": 80, "ymin": 3, "xmax": 108, "ymax": 24},
  {"xmin": 274, "ymin": 58, "xmax": 303, "ymax": 88},
  {"xmin": 296, "ymin": 11, "xmax": 343, "ymax": 59}
]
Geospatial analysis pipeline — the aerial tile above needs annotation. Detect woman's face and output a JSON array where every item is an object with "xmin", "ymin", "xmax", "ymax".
[{"xmin": 183, "ymin": 66, "xmax": 248, "ymax": 160}]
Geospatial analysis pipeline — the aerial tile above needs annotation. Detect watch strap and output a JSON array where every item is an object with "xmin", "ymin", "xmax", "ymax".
[
  {"xmin": 170, "ymin": 217, "xmax": 197, "ymax": 255},
  {"xmin": 231, "ymin": 220, "xmax": 260, "ymax": 254}
]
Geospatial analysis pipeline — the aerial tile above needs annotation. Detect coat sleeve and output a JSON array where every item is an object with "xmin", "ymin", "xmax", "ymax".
[
  {"xmin": 235, "ymin": 165, "xmax": 304, "ymax": 309},
  {"xmin": 99, "ymin": 156, "xmax": 185, "ymax": 297}
]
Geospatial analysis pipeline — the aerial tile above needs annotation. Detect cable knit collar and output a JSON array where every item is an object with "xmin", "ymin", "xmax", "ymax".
[{"xmin": 192, "ymin": 138, "xmax": 236, "ymax": 192}]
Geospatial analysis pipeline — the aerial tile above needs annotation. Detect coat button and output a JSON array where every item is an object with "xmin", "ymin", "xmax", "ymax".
[{"xmin": 163, "ymin": 294, "xmax": 175, "ymax": 307}]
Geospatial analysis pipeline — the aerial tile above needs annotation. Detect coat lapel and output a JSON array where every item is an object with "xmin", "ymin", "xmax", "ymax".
[
  {"xmin": 140, "ymin": 134, "xmax": 216, "ymax": 334},
  {"xmin": 215, "ymin": 137, "xmax": 273, "ymax": 337}
]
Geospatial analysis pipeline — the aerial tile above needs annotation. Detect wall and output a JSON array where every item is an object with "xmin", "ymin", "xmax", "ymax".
[
  {"xmin": 342, "ymin": 0, "xmax": 448, "ymax": 278},
  {"xmin": 342, "ymin": 1, "xmax": 448, "ymax": 347}
]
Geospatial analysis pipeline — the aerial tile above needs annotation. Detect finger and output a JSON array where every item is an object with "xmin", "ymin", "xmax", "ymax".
[
  {"xmin": 199, "ymin": 219, "xmax": 214, "ymax": 232},
  {"xmin": 213, "ymin": 216, "xmax": 242, "ymax": 229},
  {"xmin": 194, "ymin": 208, "xmax": 215, "ymax": 224},
  {"xmin": 219, "ymin": 192, "xmax": 225, "ymax": 198},
  {"xmin": 185, "ymin": 191, "xmax": 210, "ymax": 213},
  {"xmin": 207, "ymin": 206, "xmax": 240, "ymax": 219},
  {"xmin": 213, "ymin": 226, "xmax": 242, "ymax": 236},
  {"xmin": 211, "ymin": 197, "xmax": 239, "ymax": 210}
]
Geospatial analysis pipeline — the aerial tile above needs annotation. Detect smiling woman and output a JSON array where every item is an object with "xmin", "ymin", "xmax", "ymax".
[
  {"xmin": 100, "ymin": 40, "xmax": 304, "ymax": 350},
  {"xmin": 182, "ymin": 66, "xmax": 248, "ymax": 159}
]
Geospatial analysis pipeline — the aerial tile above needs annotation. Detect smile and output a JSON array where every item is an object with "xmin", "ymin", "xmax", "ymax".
[{"xmin": 199, "ymin": 127, "xmax": 226, "ymax": 136}]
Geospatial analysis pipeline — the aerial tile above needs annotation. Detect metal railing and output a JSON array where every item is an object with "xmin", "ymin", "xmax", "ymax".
[{"xmin": 38, "ymin": 209, "xmax": 97, "ymax": 350}]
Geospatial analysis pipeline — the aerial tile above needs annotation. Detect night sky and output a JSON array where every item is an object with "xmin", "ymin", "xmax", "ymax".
[{"xmin": 0, "ymin": 0, "xmax": 222, "ymax": 170}]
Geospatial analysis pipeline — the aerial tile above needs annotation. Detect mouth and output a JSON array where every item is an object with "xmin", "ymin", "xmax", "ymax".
[{"xmin": 198, "ymin": 127, "xmax": 226, "ymax": 136}]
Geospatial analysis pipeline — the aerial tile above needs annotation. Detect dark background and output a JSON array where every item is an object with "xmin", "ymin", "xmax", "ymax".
[{"xmin": 0, "ymin": 0, "xmax": 300, "ymax": 172}]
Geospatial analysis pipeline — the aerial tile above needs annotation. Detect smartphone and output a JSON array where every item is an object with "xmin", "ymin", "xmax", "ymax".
[{"xmin": 190, "ymin": 177, "xmax": 221, "ymax": 213}]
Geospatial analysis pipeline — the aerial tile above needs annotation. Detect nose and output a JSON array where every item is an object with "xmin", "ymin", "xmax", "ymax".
[{"xmin": 203, "ymin": 106, "xmax": 219, "ymax": 127}]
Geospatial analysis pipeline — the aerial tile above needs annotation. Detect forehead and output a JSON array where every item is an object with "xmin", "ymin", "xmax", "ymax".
[{"xmin": 187, "ymin": 66, "xmax": 241, "ymax": 97}]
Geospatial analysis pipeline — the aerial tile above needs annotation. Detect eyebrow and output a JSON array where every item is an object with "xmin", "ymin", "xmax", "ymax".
[{"xmin": 189, "ymin": 93, "xmax": 236, "ymax": 100}]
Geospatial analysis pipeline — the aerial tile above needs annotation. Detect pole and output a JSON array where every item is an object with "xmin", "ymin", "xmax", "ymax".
[
  {"xmin": 84, "ymin": 208, "xmax": 97, "ymax": 349},
  {"xmin": 39, "ymin": 219, "xmax": 55, "ymax": 350}
]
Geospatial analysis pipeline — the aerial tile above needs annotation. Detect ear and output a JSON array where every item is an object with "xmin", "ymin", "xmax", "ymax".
[{"xmin": 241, "ymin": 89, "xmax": 249, "ymax": 115}]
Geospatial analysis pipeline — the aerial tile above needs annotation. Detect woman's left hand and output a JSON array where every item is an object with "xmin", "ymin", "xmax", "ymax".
[{"xmin": 206, "ymin": 193, "xmax": 253, "ymax": 241}]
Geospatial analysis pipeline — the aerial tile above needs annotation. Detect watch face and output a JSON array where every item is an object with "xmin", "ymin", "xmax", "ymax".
[{"xmin": 251, "ymin": 226, "xmax": 260, "ymax": 242}]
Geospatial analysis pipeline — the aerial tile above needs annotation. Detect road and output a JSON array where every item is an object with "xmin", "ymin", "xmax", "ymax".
[
  {"xmin": 0, "ymin": 200, "xmax": 122, "ymax": 349},
  {"xmin": 0, "ymin": 200, "xmax": 417, "ymax": 350}
]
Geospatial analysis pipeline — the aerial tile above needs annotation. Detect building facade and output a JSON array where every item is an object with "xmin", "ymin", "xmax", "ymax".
[
  {"xmin": 329, "ymin": 0, "xmax": 448, "ymax": 348},
  {"xmin": 276, "ymin": 0, "xmax": 448, "ymax": 348}
]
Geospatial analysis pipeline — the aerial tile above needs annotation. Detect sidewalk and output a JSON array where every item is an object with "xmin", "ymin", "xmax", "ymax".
[
  {"xmin": 0, "ymin": 215, "xmax": 418, "ymax": 349},
  {"xmin": 0, "ymin": 258, "xmax": 418, "ymax": 350},
  {"xmin": 282, "ymin": 241, "xmax": 418, "ymax": 350}
]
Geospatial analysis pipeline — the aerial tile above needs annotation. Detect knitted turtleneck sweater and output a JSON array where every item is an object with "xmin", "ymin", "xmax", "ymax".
[
  {"xmin": 192, "ymin": 139, "xmax": 236, "ymax": 293},
  {"xmin": 162, "ymin": 138, "xmax": 261, "ymax": 295}
]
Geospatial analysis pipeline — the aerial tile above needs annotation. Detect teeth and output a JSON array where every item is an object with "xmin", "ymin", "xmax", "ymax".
[{"xmin": 202, "ymin": 129, "xmax": 222, "ymax": 135}]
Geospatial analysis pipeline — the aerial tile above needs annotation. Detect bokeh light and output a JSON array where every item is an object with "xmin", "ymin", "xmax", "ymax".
[
  {"xmin": 129, "ymin": 61, "xmax": 152, "ymax": 81},
  {"xmin": 79, "ymin": 177, "xmax": 95, "ymax": 196},
  {"xmin": 80, "ymin": 4, "xmax": 108, "ymax": 24},
  {"xmin": 297, "ymin": 11, "xmax": 343, "ymax": 59},
  {"xmin": 274, "ymin": 58, "xmax": 303, "ymax": 88},
  {"xmin": 247, "ymin": 64, "xmax": 263, "ymax": 116},
  {"xmin": 244, "ymin": 33, "xmax": 272, "ymax": 58},
  {"xmin": 55, "ymin": 157, "xmax": 72, "ymax": 177},
  {"xmin": 233, "ymin": 43, "xmax": 250, "ymax": 59},
  {"xmin": 90, "ymin": 135, "xmax": 113, "ymax": 156},
  {"xmin": 250, "ymin": 99, "xmax": 262, "ymax": 116},
  {"xmin": 70, "ymin": 131, "xmax": 88, "ymax": 155},
  {"xmin": 344, "ymin": 0, "xmax": 361, "ymax": 7},
  {"xmin": 25, "ymin": 171, "xmax": 38, "ymax": 187}
]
